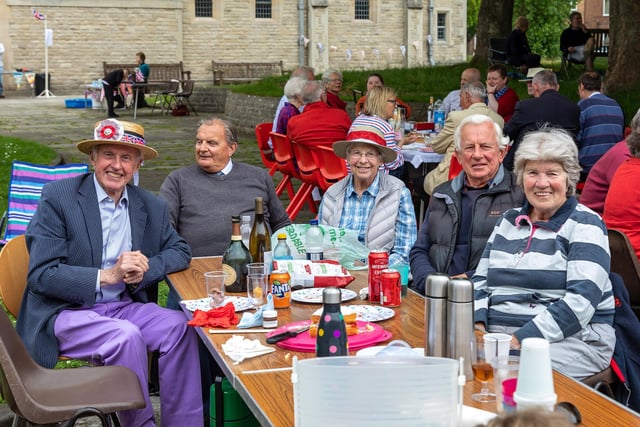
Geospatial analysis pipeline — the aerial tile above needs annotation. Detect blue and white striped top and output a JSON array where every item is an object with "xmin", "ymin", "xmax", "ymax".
[{"xmin": 473, "ymin": 197, "xmax": 615, "ymax": 344}]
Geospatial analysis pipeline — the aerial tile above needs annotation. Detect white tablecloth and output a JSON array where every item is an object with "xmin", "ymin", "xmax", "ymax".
[{"xmin": 402, "ymin": 147, "xmax": 444, "ymax": 168}]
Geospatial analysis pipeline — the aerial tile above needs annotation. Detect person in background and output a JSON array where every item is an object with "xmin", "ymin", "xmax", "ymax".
[
  {"xmin": 0, "ymin": 42, "xmax": 4, "ymax": 98},
  {"xmin": 103, "ymin": 67, "xmax": 131, "ymax": 118},
  {"xmin": 506, "ymin": 16, "xmax": 541, "ymax": 73},
  {"xmin": 560, "ymin": 11, "xmax": 595, "ymax": 72},
  {"xmin": 275, "ymin": 76, "xmax": 306, "ymax": 135},
  {"xmin": 576, "ymin": 71, "xmax": 624, "ymax": 179},
  {"xmin": 270, "ymin": 66, "xmax": 315, "ymax": 145},
  {"xmin": 441, "ymin": 67, "xmax": 481, "ymax": 117},
  {"xmin": 350, "ymin": 86, "xmax": 409, "ymax": 178},
  {"xmin": 410, "ymin": 114, "xmax": 522, "ymax": 295},
  {"xmin": 486, "ymin": 63, "xmax": 519, "ymax": 123},
  {"xmin": 18, "ymin": 119, "xmax": 202, "ymax": 426},
  {"xmin": 322, "ymin": 69, "xmax": 347, "ymax": 110},
  {"xmin": 473, "ymin": 127, "xmax": 615, "ymax": 379},
  {"xmin": 355, "ymin": 73, "xmax": 412, "ymax": 119},
  {"xmin": 287, "ymin": 79, "xmax": 352, "ymax": 147},
  {"xmin": 580, "ymin": 109, "xmax": 638, "ymax": 215},
  {"xmin": 484, "ymin": 408, "xmax": 574, "ymax": 427},
  {"xmin": 503, "ymin": 69, "xmax": 580, "ymax": 171},
  {"xmin": 603, "ymin": 122, "xmax": 640, "ymax": 260},
  {"xmin": 135, "ymin": 51, "xmax": 150, "ymax": 108},
  {"xmin": 319, "ymin": 125, "xmax": 417, "ymax": 265},
  {"xmin": 424, "ymin": 81, "xmax": 504, "ymax": 195},
  {"xmin": 517, "ymin": 67, "xmax": 546, "ymax": 98}
]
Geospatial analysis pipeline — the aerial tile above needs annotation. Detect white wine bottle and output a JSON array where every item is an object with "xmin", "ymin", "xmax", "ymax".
[
  {"xmin": 222, "ymin": 215, "xmax": 252, "ymax": 293},
  {"xmin": 249, "ymin": 197, "xmax": 272, "ymax": 267}
]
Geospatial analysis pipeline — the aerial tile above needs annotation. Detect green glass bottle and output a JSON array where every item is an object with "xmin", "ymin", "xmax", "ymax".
[{"xmin": 222, "ymin": 215, "xmax": 252, "ymax": 293}]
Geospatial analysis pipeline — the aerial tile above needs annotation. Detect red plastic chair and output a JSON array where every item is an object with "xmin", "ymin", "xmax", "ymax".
[
  {"xmin": 312, "ymin": 145, "xmax": 348, "ymax": 191},
  {"xmin": 289, "ymin": 140, "xmax": 321, "ymax": 219},
  {"xmin": 448, "ymin": 154, "xmax": 463, "ymax": 180},
  {"xmin": 256, "ymin": 123, "xmax": 294, "ymax": 200},
  {"xmin": 269, "ymin": 132, "xmax": 316, "ymax": 221}
]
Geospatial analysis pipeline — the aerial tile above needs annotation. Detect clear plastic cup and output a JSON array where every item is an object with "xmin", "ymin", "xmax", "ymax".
[
  {"xmin": 247, "ymin": 274, "xmax": 268, "ymax": 307},
  {"xmin": 483, "ymin": 333, "xmax": 511, "ymax": 367},
  {"xmin": 493, "ymin": 356, "xmax": 519, "ymax": 413},
  {"xmin": 205, "ymin": 271, "xmax": 227, "ymax": 308}
]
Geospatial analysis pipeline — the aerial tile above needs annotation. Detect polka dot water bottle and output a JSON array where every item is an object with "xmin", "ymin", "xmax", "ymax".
[{"xmin": 315, "ymin": 287, "xmax": 348, "ymax": 357}]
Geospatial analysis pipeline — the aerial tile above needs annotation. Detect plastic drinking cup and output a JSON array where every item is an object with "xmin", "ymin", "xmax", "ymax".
[
  {"xmin": 247, "ymin": 262, "xmax": 266, "ymax": 276},
  {"xmin": 205, "ymin": 271, "xmax": 227, "ymax": 308},
  {"xmin": 513, "ymin": 338, "xmax": 557, "ymax": 411},
  {"xmin": 493, "ymin": 356, "xmax": 519, "ymax": 413},
  {"xmin": 483, "ymin": 333, "xmax": 511, "ymax": 367},
  {"xmin": 247, "ymin": 274, "xmax": 268, "ymax": 307}
]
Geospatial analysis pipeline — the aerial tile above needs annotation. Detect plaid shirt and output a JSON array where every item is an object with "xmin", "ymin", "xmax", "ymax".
[{"xmin": 337, "ymin": 174, "xmax": 416, "ymax": 265}]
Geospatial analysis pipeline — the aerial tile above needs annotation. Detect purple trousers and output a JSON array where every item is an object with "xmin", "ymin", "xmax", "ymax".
[{"xmin": 55, "ymin": 298, "xmax": 203, "ymax": 426}]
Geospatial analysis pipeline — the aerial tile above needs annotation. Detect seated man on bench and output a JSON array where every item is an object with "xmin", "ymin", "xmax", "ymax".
[{"xmin": 560, "ymin": 11, "xmax": 595, "ymax": 71}]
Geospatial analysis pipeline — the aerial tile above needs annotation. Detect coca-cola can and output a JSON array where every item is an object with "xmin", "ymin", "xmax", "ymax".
[
  {"xmin": 380, "ymin": 269, "xmax": 401, "ymax": 307},
  {"xmin": 368, "ymin": 249, "xmax": 389, "ymax": 303}
]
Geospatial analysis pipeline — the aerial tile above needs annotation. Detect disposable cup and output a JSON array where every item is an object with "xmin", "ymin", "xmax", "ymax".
[
  {"xmin": 493, "ymin": 356, "xmax": 519, "ymax": 413},
  {"xmin": 205, "ymin": 271, "xmax": 227, "ymax": 308},
  {"xmin": 513, "ymin": 338, "xmax": 557, "ymax": 411},
  {"xmin": 483, "ymin": 333, "xmax": 511, "ymax": 366},
  {"xmin": 247, "ymin": 274, "xmax": 268, "ymax": 307},
  {"xmin": 247, "ymin": 262, "xmax": 266, "ymax": 276}
]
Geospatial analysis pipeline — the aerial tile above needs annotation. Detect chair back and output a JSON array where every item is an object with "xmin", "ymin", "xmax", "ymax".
[
  {"xmin": 313, "ymin": 145, "xmax": 348, "ymax": 191},
  {"xmin": 270, "ymin": 132, "xmax": 300, "ymax": 179},
  {"xmin": 2, "ymin": 161, "xmax": 88, "ymax": 243},
  {"xmin": 255, "ymin": 122, "xmax": 277, "ymax": 174},
  {"xmin": 488, "ymin": 38, "xmax": 509, "ymax": 66},
  {"xmin": 180, "ymin": 79, "xmax": 195, "ymax": 96},
  {"xmin": 0, "ymin": 235, "xmax": 28, "ymax": 318},
  {"xmin": 608, "ymin": 229, "xmax": 640, "ymax": 319},
  {"xmin": 291, "ymin": 140, "xmax": 322, "ymax": 188}
]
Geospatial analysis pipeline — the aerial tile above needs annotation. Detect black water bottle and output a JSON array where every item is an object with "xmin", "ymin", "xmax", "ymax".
[{"xmin": 315, "ymin": 287, "xmax": 348, "ymax": 357}]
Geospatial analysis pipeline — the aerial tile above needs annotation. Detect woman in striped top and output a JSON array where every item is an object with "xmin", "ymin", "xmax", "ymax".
[{"xmin": 473, "ymin": 127, "xmax": 615, "ymax": 379}]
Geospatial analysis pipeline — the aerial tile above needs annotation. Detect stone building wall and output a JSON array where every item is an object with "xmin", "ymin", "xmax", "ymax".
[{"xmin": 1, "ymin": 0, "xmax": 466, "ymax": 95}]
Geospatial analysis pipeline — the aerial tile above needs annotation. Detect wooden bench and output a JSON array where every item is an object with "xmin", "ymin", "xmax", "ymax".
[
  {"xmin": 102, "ymin": 62, "xmax": 191, "ymax": 81},
  {"xmin": 211, "ymin": 60, "xmax": 284, "ymax": 85},
  {"xmin": 590, "ymin": 29, "xmax": 609, "ymax": 58}
]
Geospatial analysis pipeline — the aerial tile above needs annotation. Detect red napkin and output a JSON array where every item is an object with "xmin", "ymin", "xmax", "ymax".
[{"xmin": 187, "ymin": 302, "xmax": 239, "ymax": 328}]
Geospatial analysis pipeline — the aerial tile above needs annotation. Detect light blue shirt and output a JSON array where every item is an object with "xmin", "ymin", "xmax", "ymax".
[{"xmin": 94, "ymin": 174, "xmax": 132, "ymax": 302}]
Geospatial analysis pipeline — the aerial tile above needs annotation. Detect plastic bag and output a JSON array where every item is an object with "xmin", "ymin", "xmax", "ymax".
[{"xmin": 272, "ymin": 224, "xmax": 369, "ymax": 270}]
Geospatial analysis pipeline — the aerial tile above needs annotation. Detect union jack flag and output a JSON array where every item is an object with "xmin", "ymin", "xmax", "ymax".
[{"xmin": 32, "ymin": 8, "xmax": 46, "ymax": 21}]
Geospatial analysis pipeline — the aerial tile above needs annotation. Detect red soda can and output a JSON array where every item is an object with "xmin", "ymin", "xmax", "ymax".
[
  {"xmin": 368, "ymin": 249, "xmax": 389, "ymax": 303},
  {"xmin": 380, "ymin": 269, "xmax": 401, "ymax": 307}
]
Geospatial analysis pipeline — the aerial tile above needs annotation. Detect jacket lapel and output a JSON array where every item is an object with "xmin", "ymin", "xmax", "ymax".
[
  {"xmin": 127, "ymin": 186, "xmax": 147, "ymax": 251},
  {"xmin": 77, "ymin": 175, "xmax": 103, "ymax": 266}
]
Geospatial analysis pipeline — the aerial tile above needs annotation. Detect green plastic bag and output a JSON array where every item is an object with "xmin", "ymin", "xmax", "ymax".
[{"xmin": 272, "ymin": 224, "xmax": 369, "ymax": 270}]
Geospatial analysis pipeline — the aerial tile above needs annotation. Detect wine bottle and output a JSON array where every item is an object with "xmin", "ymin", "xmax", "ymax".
[
  {"xmin": 316, "ymin": 287, "xmax": 348, "ymax": 357},
  {"xmin": 249, "ymin": 197, "xmax": 272, "ymax": 265},
  {"xmin": 222, "ymin": 215, "xmax": 253, "ymax": 293}
]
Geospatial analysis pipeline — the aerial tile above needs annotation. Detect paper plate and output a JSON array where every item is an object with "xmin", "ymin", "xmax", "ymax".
[
  {"xmin": 291, "ymin": 288, "xmax": 357, "ymax": 304},
  {"xmin": 181, "ymin": 296, "xmax": 254, "ymax": 312},
  {"xmin": 343, "ymin": 305, "xmax": 395, "ymax": 322},
  {"xmin": 266, "ymin": 320, "xmax": 392, "ymax": 353}
]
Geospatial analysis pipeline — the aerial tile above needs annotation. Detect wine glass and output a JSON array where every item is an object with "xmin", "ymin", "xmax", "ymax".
[{"xmin": 470, "ymin": 337, "xmax": 497, "ymax": 403}]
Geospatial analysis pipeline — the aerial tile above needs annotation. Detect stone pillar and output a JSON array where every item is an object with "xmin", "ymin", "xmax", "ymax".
[
  {"xmin": 406, "ymin": 0, "xmax": 425, "ymax": 67},
  {"xmin": 308, "ymin": 0, "xmax": 329, "ymax": 73}
]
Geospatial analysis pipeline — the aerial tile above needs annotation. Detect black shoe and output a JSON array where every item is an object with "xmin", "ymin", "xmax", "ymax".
[
  {"xmin": 108, "ymin": 113, "xmax": 119, "ymax": 118},
  {"xmin": 114, "ymin": 103, "xmax": 125, "ymax": 109}
]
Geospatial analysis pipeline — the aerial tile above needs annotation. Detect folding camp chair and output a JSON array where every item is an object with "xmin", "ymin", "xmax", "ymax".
[{"xmin": 0, "ymin": 161, "xmax": 89, "ymax": 245}]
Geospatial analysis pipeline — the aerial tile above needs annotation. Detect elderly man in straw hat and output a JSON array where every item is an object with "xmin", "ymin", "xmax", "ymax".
[
  {"xmin": 17, "ymin": 119, "xmax": 202, "ymax": 426},
  {"xmin": 318, "ymin": 123, "xmax": 417, "ymax": 265}
]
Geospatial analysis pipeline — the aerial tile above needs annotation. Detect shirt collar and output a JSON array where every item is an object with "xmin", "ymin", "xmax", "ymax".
[
  {"xmin": 219, "ymin": 159, "xmax": 233, "ymax": 175},
  {"xmin": 517, "ymin": 197, "xmax": 578, "ymax": 232},
  {"xmin": 93, "ymin": 173, "xmax": 128, "ymax": 205},
  {"xmin": 346, "ymin": 173, "xmax": 381, "ymax": 197}
]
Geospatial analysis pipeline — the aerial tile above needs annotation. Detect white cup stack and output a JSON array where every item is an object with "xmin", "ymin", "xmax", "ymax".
[
  {"xmin": 513, "ymin": 337, "xmax": 557, "ymax": 411},
  {"xmin": 483, "ymin": 333, "xmax": 511, "ymax": 367}
]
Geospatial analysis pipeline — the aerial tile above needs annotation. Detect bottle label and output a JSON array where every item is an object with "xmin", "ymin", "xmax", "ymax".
[{"xmin": 307, "ymin": 252, "xmax": 324, "ymax": 261}]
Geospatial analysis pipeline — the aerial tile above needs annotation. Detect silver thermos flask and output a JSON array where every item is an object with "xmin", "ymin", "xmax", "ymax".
[
  {"xmin": 446, "ymin": 278, "xmax": 474, "ymax": 380},
  {"xmin": 424, "ymin": 273, "xmax": 449, "ymax": 357}
]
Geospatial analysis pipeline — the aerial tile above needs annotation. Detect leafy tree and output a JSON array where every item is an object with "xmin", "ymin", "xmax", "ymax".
[
  {"xmin": 467, "ymin": 0, "xmax": 481, "ymax": 42},
  {"xmin": 514, "ymin": 0, "xmax": 577, "ymax": 59}
]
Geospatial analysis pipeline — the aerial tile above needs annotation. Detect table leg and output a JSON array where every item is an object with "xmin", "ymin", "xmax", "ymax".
[{"xmin": 133, "ymin": 86, "xmax": 139, "ymax": 120}]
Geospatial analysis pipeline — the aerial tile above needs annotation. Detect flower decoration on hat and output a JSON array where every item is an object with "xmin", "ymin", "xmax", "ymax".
[{"xmin": 95, "ymin": 119, "xmax": 124, "ymax": 141}]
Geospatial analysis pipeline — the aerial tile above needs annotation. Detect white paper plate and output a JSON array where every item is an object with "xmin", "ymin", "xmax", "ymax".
[
  {"xmin": 181, "ymin": 296, "xmax": 254, "ymax": 312},
  {"xmin": 290, "ymin": 288, "xmax": 357, "ymax": 304},
  {"xmin": 343, "ymin": 305, "xmax": 395, "ymax": 322}
]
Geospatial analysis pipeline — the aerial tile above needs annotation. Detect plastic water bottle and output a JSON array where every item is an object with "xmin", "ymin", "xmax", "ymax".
[
  {"xmin": 240, "ymin": 215, "xmax": 252, "ymax": 248},
  {"xmin": 305, "ymin": 219, "xmax": 324, "ymax": 260},
  {"xmin": 273, "ymin": 233, "xmax": 293, "ymax": 260},
  {"xmin": 433, "ymin": 99, "xmax": 445, "ymax": 132}
]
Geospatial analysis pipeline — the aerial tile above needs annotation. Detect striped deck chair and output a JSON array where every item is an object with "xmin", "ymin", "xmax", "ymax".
[{"xmin": 0, "ymin": 161, "xmax": 89, "ymax": 245}]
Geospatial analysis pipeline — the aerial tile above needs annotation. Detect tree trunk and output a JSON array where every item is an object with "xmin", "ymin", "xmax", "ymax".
[
  {"xmin": 605, "ymin": 0, "xmax": 640, "ymax": 92},
  {"xmin": 471, "ymin": 0, "xmax": 515, "ymax": 65}
]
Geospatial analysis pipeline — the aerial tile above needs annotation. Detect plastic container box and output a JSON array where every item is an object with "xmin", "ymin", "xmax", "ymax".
[
  {"xmin": 64, "ymin": 98, "xmax": 89, "ymax": 109},
  {"xmin": 293, "ymin": 356, "xmax": 459, "ymax": 426}
]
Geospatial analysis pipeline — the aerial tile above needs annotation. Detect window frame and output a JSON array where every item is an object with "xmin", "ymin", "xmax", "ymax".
[
  {"xmin": 195, "ymin": 0, "xmax": 213, "ymax": 18},
  {"xmin": 436, "ymin": 12, "xmax": 447, "ymax": 42},
  {"xmin": 255, "ymin": 0, "xmax": 273, "ymax": 19},
  {"xmin": 355, "ymin": 0, "xmax": 370, "ymax": 21}
]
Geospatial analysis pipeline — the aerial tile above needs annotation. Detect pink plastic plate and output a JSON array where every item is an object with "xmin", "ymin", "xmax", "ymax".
[{"xmin": 265, "ymin": 320, "xmax": 392, "ymax": 353}]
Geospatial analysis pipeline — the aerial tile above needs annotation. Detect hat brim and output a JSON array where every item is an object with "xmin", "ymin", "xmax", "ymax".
[
  {"xmin": 332, "ymin": 139, "xmax": 397, "ymax": 164},
  {"xmin": 77, "ymin": 139, "xmax": 158, "ymax": 160}
]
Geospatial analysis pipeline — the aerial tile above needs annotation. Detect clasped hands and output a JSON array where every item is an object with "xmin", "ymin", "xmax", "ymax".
[{"xmin": 101, "ymin": 251, "xmax": 149, "ymax": 287}]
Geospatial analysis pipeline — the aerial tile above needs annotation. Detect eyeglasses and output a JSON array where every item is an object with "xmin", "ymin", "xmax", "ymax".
[
  {"xmin": 387, "ymin": 99, "xmax": 397, "ymax": 105},
  {"xmin": 348, "ymin": 150, "xmax": 380, "ymax": 160},
  {"xmin": 329, "ymin": 78, "xmax": 343, "ymax": 83}
]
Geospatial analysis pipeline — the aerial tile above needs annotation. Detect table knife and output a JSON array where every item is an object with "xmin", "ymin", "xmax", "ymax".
[{"xmin": 266, "ymin": 325, "xmax": 311, "ymax": 344}]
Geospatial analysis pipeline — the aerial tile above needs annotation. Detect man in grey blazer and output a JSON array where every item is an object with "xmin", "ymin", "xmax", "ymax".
[{"xmin": 16, "ymin": 119, "xmax": 202, "ymax": 426}]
